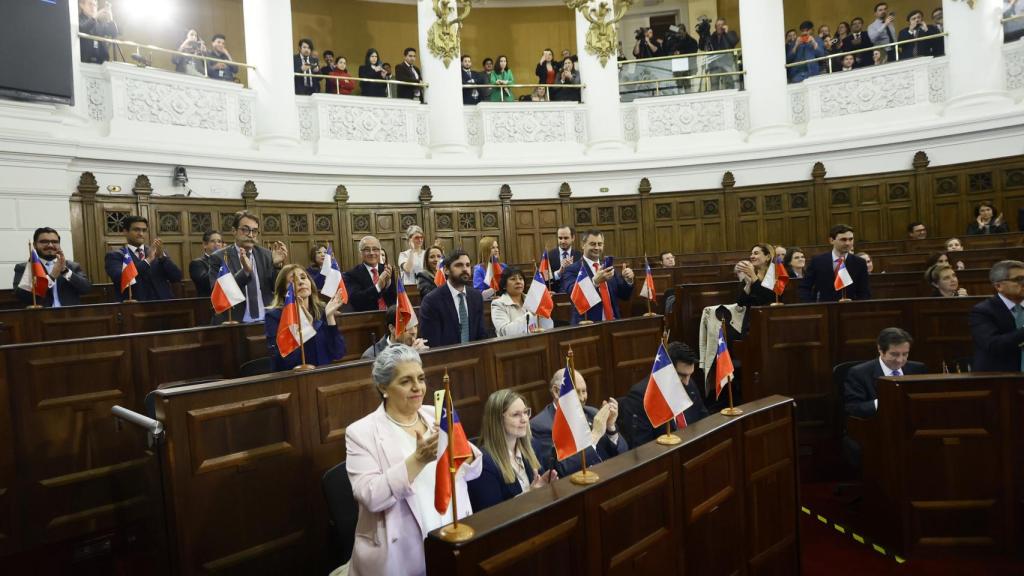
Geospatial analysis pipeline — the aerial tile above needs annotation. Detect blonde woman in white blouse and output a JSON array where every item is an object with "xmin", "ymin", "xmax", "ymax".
[
  {"xmin": 491, "ymin": 267, "xmax": 530, "ymax": 338},
  {"xmin": 398, "ymin": 225, "xmax": 426, "ymax": 285}
]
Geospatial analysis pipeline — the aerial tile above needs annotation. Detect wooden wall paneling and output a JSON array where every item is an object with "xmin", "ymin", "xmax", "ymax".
[
  {"xmin": 671, "ymin": 191, "xmax": 727, "ymax": 254},
  {"xmin": 70, "ymin": 172, "xmax": 102, "ymax": 280},
  {"xmin": 345, "ymin": 206, "xmax": 406, "ymax": 269},
  {"xmin": 132, "ymin": 327, "xmax": 239, "ymax": 390},
  {"xmin": 492, "ymin": 339, "xmax": 554, "ymax": 415},
  {"xmin": 811, "ymin": 162, "xmax": 830, "ymax": 243},
  {"xmin": 606, "ymin": 322, "xmax": 662, "ymax": 397},
  {"xmin": 999, "ymin": 161, "xmax": 1024, "ymax": 233},
  {"xmin": 570, "ymin": 197, "xmax": 643, "ymax": 258},
  {"xmin": 507, "ymin": 200, "xmax": 562, "ymax": 264},
  {"xmin": 913, "ymin": 152, "xmax": 932, "ymax": 233},
  {"xmin": 0, "ymin": 353, "xmax": 15, "ymax": 556}
]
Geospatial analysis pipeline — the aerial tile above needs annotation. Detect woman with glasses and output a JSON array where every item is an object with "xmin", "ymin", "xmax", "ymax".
[{"xmin": 467, "ymin": 390, "xmax": 555, "ymax": 513}]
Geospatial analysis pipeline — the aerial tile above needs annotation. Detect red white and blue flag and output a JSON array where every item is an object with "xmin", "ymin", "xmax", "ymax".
[
  {"xmin": 434, "ymin": 404, "xmax": 472, "ymax": 514},
  {"xmin": 714, "ymin": 326, "xmax": 735, "ymax": 400},
  {"xmin": 639, "ymin": 259, "xmax": 657, "ymax": 303},
  {"xmin": 119, "ymin": 247, "xmax": 138, "ymax": 293},
  {"xmin": 320, "ymin": 247, "xmax": 347, "ymax": 302},
  {"xmin": 395, "ymin": 279, "xmax": 418, "ymax": 336},
  {"xmin": 210, "ymin": 259, "xmax": 245, "ymax": 313},
  {"xmin": 18, "ymin": 248, "xmax": 51, "ymax": 298},
  {"xmin": 433, "ymin": 258, "xmax": 446, "ymax": 288},
  {"xmin": 537, "ymin": 251, "xmax": 552, "ymax": 282},
  {"xmin": 275, "ymin": 283, "xmax": 314, "ymax": 357},
  {"xmin": 551, "ymin": 361, "xmax": 592, "ymax": 461},
  {"xmin": 643, "ymin": 343, "xmax": 693, "ymax": 428},
  {"xmin": 570, "ymin": 263, "xmax": 601, "ymax": 315},
  {"xmin": 761, "ymin": 255, "xmax": 790, "ymax": 296},
  {"xmin": 483, "ymin": 255, "xmax": 503, "ymax": 291},
  {"xmin": 833, "ymin": 256, "xmax": 853, "ymax": 291},
  {"xmin": 524, "ymin": 266, "xmax": 554, "ymax": 320}
]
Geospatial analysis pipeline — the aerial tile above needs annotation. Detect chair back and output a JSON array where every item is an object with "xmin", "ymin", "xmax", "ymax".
[
  {"xmin": 322, "ymin": 461, "xmax": 358, "ymax": 567},
  {"xmin": 239, "ymin": 356, "xmax": 273, "ymax": 377}
]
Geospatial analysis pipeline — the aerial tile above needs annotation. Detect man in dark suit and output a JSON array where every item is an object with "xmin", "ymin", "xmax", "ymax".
[
  {"xmin": 13, "ymin": 227, "xmax": 91, "ymax": 307},
  {"xmin": 531, "ymin": 368, "xmax": 627, "ymax": 476},
  {"xmin": 843, "ymin": 327, "xmax": 927, "ymax": 418},
  {"xmin": 843, "ymin": 18, "xmax": 874, "ymax": 68},
  {"xmin": 105, "ymin": 215, "xmax": 182, "ymax": 301},
  {"xmin": 560, "ymin": 229, "xmax": 635, "ymax": 324},
  {"xmin": 461, "ymin": 54, "xmax": 483, "ymax": 105},
  {"xmin": 418, "ymin": 248, "xmax": 486, "ymax": 347},
  {"xmin": 799, "ymin": 223, "xmax": 871, "ymax": 302},
  {"xmin": 78, "ymin": 0, "xmax": 117, "ymax": 64},
  {"xmin": 616, "ymin": 341, "xmax": 708, "ymax": 449},
  {"xmin": 546, "ymin": 225, "xmax": 582, "ymax": 292},
  {"xmin": 658, "ymin": 250, "xmax": 678, "ymax": 315},
  {"xmin": 209, "ymin": 211, "xmax": 288, "ymax": 324},
  {"xmin": 188, "ymin": 230, "xmax": 223, "ymax": 298},
  {"xmin": 361, "ymin": 305, "xmax": 430, "ymax": 359},
  {"xmin": 294, "ymin": 38, "xmax": 320, "ymax": 95},
  {"xmin": 969, "ymin": 260, "xmax": 1024, "ymax": 372},
  {"xmin": 897, "ymin": 10, "xmax": 939, "ymax": 60},
  {"xmin": 394, "ymin": 48, "xmax": 423, "ymax": 101},
  {"xmin": 343, "ymin": 235, "xmax": 397, "ymax": 312}
]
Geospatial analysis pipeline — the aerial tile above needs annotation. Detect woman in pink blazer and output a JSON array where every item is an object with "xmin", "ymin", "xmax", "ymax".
[{"xmin": 345, "ymin": 344, "xmax": 482, "ymax": 576}]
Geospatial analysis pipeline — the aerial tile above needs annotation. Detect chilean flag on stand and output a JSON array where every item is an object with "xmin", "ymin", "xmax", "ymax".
[
  {"xmin": 639, "ymin": 259, "xmax": 657, "ymax": 303},
  {"xmin": 643, "ymin": 343, "xmax": 693, "ymax": 428},
  {"xmin": 434, "ymin": 258, "xmax": 446, "ymax": 289},
  {"xmin": 761, "ymin": 255, "xmax": 790, "ymax": 296},
  {"xmin": 434, "ymin": 403, "xmax": 472, "ymax": 514},
  {"xmin": 833, "ymin": 256, "xmax": 854, "ymax": 291},
  {"xmin": 714, "ymin": 326, "xmax": 735, "ymax": 400},
  {"xmin": 18, "ymin": 248, "xmax": 51, "ymax": 298},
  {"xmin": 119, "ymin": 247, "xmax": 138, "ymax": 293},
  {"xmin": 551, "ymin": 362, "xmax": 592, "ymax": 461},
  {"xmin": 524, "ymin": 257, "xmax": 555, "ymax": 320},
  {"xmin": 570, "ymin": 263, "xmax": 602, "ymax": 316},
  {"xmin": 210, "ymin": 259, "xmax": 245, "ymax": 313},
  {"xmin": 395, "ymin": 279, "xmax": 418, "ymax": 337},
  {"xmin": 320, "ymin": 247, "xmax": 347, "ymax": 303},
  {"xmin": 483, "ymin": 255, "xmax": 503, "ymax": 291},
  {"xmin": 275, "ymin": 283, "xmax": 314, "ymax": 357},
  {"xmin": 537, "ymin": 251, "xmax": 552, "ymax": 282}
]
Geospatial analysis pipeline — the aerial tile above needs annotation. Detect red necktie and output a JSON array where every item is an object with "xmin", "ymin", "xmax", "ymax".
[
  {"xmin": 675, "ymin": 412, "xmax": 688, "ymax": 430},
  {"xmin": 136, "ymin": 247, "xmax": 145, "ymax": 260},
  {"xmin": 370, "ymin": 267, "xmax": 386, "ymax": 310},
  {"xmin": 594, "ymin": 262, "xmax": 615, "ymax": 321},
  {"xmin": 834, "ymin": 256, "xmax": 844, "ymax": 274}
]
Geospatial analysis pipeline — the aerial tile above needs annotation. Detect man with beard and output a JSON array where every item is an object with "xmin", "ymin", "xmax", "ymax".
[
  {"xmin": 209, "ymin": 211, "xmax": 289, "ymax": 324},
  {"xmin": 418, "ymin": 248, "xmax": 486, "ymax": 346},
  {"xmin": 546, "ymin": 225, "xmax": 582, "ymax": 290},
  {"xmin": 207, "ymin": 34, "xmax": 239, "ymax": 82},
  {"xmin": 13, "ymin": 228, "xmax": 92, "ymax": 307}
]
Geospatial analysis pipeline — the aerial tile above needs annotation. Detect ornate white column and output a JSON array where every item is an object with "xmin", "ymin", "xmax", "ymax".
[
  {"xmin": 417, "ymin": 0, "xmax": 470, "ymax": 158},
  {"xmin": 738, "ymin": 0, "xmax": 798, "ymax": 141},
  {"xmin": 242, "ymin": 0, "xmax": 299, "ymax": 148},
  {"xmin": 574, "ymin": 2, "xmax": 627, "ymax": 155},
  {"xmin": 943, "ymin": 0, "xmax": 1013, "ymax": 115}
]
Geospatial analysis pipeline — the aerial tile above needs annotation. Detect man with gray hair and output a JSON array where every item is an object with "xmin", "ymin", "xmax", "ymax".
[
  {"xmin": 343, "ymin": 235, "xmax": 397, "ymax": 312},
  {"xmin": 969, "ymin": 260, "xmax": 1024, "ymax": 372}
]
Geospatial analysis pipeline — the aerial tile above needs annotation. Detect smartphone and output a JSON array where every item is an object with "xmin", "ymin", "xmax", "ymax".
[{"xmin": 603, "ymin": 256, "xmax": 614, "ymax": 268}]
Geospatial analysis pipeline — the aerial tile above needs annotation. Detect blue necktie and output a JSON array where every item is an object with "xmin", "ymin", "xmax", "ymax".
[{"xmin": 458, "ymin": 292, "xmax": 470, "ymax": 343}]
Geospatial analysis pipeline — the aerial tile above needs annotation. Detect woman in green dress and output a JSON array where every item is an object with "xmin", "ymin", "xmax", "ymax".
[{"xmin": 488, "ymin": 55, "xmax": 515, "ymax": 102}]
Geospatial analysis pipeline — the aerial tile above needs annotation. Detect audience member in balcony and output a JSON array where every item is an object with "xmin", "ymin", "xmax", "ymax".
[
  {"xmin": 383, "ymin": 63, "xmax": 396, "ymax": 97},
  {"xmin": 927, "ymin": 263, "xmax": 968, "ymax": 297},
  {"xmin": 784, "ymin": 30, "xmax": 799, "ymax": 81},
  {"xmin": 907, "ymin": 221, "xmax": 927, "ymax": 240},
  {"xmin": 14, "ymin": 227, "xmax": 92, "ymax": 308},
  {"xmin": 394, "ymin": 48, "xmax": 423, "ymax": 102},
  {"xmin": 320, "ymin": 51, "xmax": 338, "ymax": 93},
  {"xmin": 264, "ymin": 264, "xmax": 347, "ymax": 371},
  {"xmin": 560, "ymin": 48, "xmax": 579, "ymax": 66},
  {"xmin": 633, "ymin": 27, "xmax": 660, "ymax": 59},
  {"xmin": 832, "ymin": 22, "xmax": 851, "ymax": 54},
  {"xmin": 491, "ymin": 268, "xmax": 530, "ymax": 338},
  {"xmin": 845, "ymin": 18, "xmax": 875, "ymax": 67},
  {"xmin": 528, "ymin": 86, "xmax": 549, "ymax": 101},
  {"xmin": 78, "ymin": 0, "xmax": 118, "ymax": 64},
  {"xmin": 784, "ymin": 247, "xmax": 807, "ymax": 279},
  {"xmin": 473, "ymin": 236, "xmax": 507, "ymax": 300},
  {"xmin": 800, "ymin": 224, "xmax": 871, "ymax": 302},
  {"xmin": 189, "ymin": 229, "xmax": 223, "ymax": 298},
  {"xmin": 930, "ymin": 8, "xmax": 945, "ymax": 56},
  {"xmin": 344, "ymin": 235, "xmax": 397, "ymax": 312},
  {"xmin": 207, "ymin": 34, "xmax": 238, "ymax": 82},
  {"xmin": 308, "ymin": 245, "xmax": 327, "ymax": 292},
  {"xmin": 967, "ymin": 201, "xmax": 1009, "ymax": 235},
  {"xmin": 489, "ymin": 56, "xmax": 515, "ymax": 102},
  {"xmin": 329, "ymin": 56, "xmax": 356, "ymax": 95},
  {"xmin": 416, "ymin": 245, "xmax": 445, "ymax": 298},
  {"xmin": 898, "ymin": 10, "xmax": 939, "ymax": 59},
  {"xmin": 856, "ymin": 252, "xmax": 875, "ymax": 273},
  {"xmin": 1005, "ymin": 0, "xmax": 1024, "ymax": 43},
  {"xmin": 788, "ymin": 21, "xmax": 828, "ymax": 84},
  {"xmin": 172, "ymin": 29, "xmax": 208, "ymax": 77},
  {"xmin": 552, "ymin": 58, "xmax": 581, "ymax": 102},
  {"xmin": 398, "ymin": 225, "xmax": 426, "ymax": 285},
  {"xmin": 872, "ymin": 48, "xmax": 889, "ymax": 66},
  {"xmin": 708, "ymin": 18, "xmax": 740, "ymax": 89},
  {"xmin": 479, "ymin": 58, "xmax": 494, "ymax": 101},
  {"xmin": 839, "ymin": 54, "xmax": 856, "ymax": 72},
  {"xmin": 736, "ymin": 244, "xmax": 778, "ymax": 311},
  {"xmin": 293, "ymin": 38, "xmax": 320, "ymax": 95},
  {"xmin": 461, "ymin": 54, "xmax": 484, "ymax": 105},
  {"xmin": 359, "ymin": 48, "xmax": 389, "ymax": 98},
  {"xmin": 868, "ymin": 3, "xmax": 898, "ymax": 60},
  {"xmin": 536, "ymin": 49, "xmax": 558, "ymax": 87}
]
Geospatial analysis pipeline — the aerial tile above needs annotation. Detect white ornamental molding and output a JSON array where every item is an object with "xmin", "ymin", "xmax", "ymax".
[
  {"xmin": 297, "ymin": 100, "xmax": 317, "ymax": 142},
  {"xmin": 621, "ymin": 105, "xmax": 639, "ymax": 142},
  {"xmin": 629, "ymin": 91, "xmax": 746, "ymax": 140},
  {"xmin": 789, "ymin": 88, "xmax": 808, "ymax": 125},
  {"xmin": 815, "ymin": 67, "xmax": 918, "ymax": 118},
  {"xmin": 238, "ymin": 94, "xmax": 255, "ymax": 137},
  {"xmin": 81, "ymin": 66, "xmax": 111, "ymax": 123},
  {"xmin": 1004, "ymin": 41, "xmax": 1024, "ymax": 92},
  {"xmin": 733, "ymin": 94, "xmax": 750, "ymax": 132},
  {"xmin": 464, "ymin": 109, "xmax": 483, "ymax": 147},
  {"xmin": 482, "ymin": 105, "xmax": 582, "ymax": 144},
  {"xmin": 928, "ymin": 61, "xmax": 948, "ymax": 104},
  {"xmin": 308, "ymin": 95, "xmax": 427, "ymax": 154},
  {"xmin": 123, "ymin": 78, "xmax": 228, "ymax": 130}
]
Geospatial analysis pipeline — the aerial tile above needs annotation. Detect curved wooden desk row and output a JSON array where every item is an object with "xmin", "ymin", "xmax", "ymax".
[{"xmin": 425, "ymin": 395, "xmax": 799, "ymax": 576}]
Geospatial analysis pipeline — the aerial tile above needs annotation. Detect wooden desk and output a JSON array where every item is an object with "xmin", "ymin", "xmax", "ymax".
[{"xmin": 426, "ymin": 395, "xmax": 800, "ymax": 575}]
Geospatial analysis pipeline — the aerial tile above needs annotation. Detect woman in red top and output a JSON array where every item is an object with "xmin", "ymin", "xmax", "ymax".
[
  {"xmin": 535, "ymin": 48, "xmax": 557, "ymax": 86},
  {"xmin": 329, "ymin": 55, "xmax": 356, "ymax": 95}
]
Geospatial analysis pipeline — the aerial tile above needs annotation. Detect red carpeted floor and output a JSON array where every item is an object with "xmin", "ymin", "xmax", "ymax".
[{"xmin": 799, "ymin": 482, "xmax": 1024, "ymax": 576}]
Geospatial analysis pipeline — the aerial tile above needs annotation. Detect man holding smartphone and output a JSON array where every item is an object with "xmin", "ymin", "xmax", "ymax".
[
  {"xmin": 868, "ymin": 2, "xmax": 898, "ymax": 60},
  {"xmin": 560, "ymin": 229, "xmax": 635, "ymax": 325}
]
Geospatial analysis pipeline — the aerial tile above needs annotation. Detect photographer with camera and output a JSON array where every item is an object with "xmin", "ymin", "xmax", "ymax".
[
  {"xmin": 868, "ymin": 3, "xmax": 898, "ymax": 61},
  {"xmin": 707, "ymin": 17, "xmax": 739, "ymax": 90},
  {"xmin": 787, "ymin": 21, "xmax": 827, "ymax": 84},
  {"xmin": 78, "ymin": 0, "xmax": 118, "ymax": 64},
  {"xmin": 172, "ymin": 29, "xmax": 208, "ymax": 77},
  {"xmin": 632, "ymin": 27, "xmax": 660, "ymax": 59}
]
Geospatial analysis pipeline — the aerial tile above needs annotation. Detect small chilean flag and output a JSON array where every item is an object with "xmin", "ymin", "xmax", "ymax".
[
  {"xmin": 210, "ymin": 259, "xmax": 245, "ymax": 313},
  {"xmin": 833, "ymin": 256, "xmax": 853, "ymax": 291},
  {"xmin": 761, "ymin": 255, "xmax": 790, "ymax": 296},
  {"xmin": 524, "ymin": 268, "xmax": 554, "ymax": 319},
  {"xmin": 434, "ymin": 258, "xmax": 446, "ymax": 288},
  {"xmin": 537, "ymin": 251, "xmax": 552, "ymax": 282},
  {"xmin": 275, "ymin": 283, "xmax": 314, "ymax": 357},
  {"xmin": 483, "ymin": 255, "xmax": 503, "ymax": 291},
  {"xmin": 119, "ymin": 247, "xmax": 138, "ymax": 293},
  {"xmin": 639, "ymin": 259, "xmax": 657, "ymax": 303},
  {"xmin": 714, "ymin": 327, "xmax": 735, "ymax": 400},
  {"xmin": 570, "ymin": 264, "xmax": 601, "ymax": 315},
  {"xmin": 25, "ymin": 248, "xmax": 51, "ymax": 297},
  {"xmin": 395, "ymin": 279, "xmax": 418, "ymax": 336},
  {"xmin": 551, "ymin": 361, "xmax": 592, "ymax": 461},
  {"xmin": 434, "ymin": 404, "xmax": 472, "ymax": 514},
  {"xmin": 643, "ymin": 343, "xmax": 693, "ymax": 428},
  {"xmin": 320, "ymin": 247, "xmax": 347, "ymax": 302}
]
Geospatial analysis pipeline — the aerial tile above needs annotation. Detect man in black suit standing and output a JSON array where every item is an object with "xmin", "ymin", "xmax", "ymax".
[
  {"xmin": 343, "ymin": 235, "xmax": 397, "ymax": 313},
  {"xmin": 189, "ymin": 230, "xmax": 223, "ymax": 298},
  {"xmin": 799, "ymin": 224, "xmax": 871, "ymax": 302},
  {"xmin": 105, "ymin": 216, "xmax": 182, "ymax": 301},
  {"xmin": 13, "ymin": 227, "xmax": 91, "ymax": 307},
  {"xmin": 844, "ymin": 327, "xmax": 927, "ymax": 419},
  {"xmin": 294, "ymin": 38, "xmax": 320, "ymax": 95},
  {"xmin": 969, "ymin": 260, "xmax": 1024, "ymax": 372},
  {"xmin": 461, "ymin": 54, "xmax": 483, "ymax": 105},
  {"xmin": 418, "ymin": 248, "xmax": 486, "ymax": 347},
  {"xmin": 209, "ymin": 211, "xmax": 288, "ymax": 324},
  {"xmin": 546, "ymin": 225, "xmax": 582, "ymax": 292},
  {"xmin": 394, "ymin": 48, "xmax": 423, "ymax": 101}
]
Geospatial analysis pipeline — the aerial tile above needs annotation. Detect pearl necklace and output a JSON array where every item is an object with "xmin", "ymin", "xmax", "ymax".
[{"xmin": 386, "ymin": 411, "xmax": 420, "ymax": 428}]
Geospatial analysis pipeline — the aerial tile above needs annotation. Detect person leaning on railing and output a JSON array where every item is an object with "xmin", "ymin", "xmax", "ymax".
[
  {"xmin": 329, "ymin": 56, "xmax": 356, "ymax": 95},
  {"xmin": 394, "ymin": 47, "xmax": 424, "ymax": 102},
  {"xmin": 206, "ymin": 34, "xmax": 239, "ymax": 82},
  {"xmin": 488, "ymin": 55, "xmax": 515, "ymax": 102},
  {"xmin": 552, "ymin": 57, "xmax": 581, "ymax": 102},
  {"xmin": 172, "ymin": 29, "xmax": 207, "ymax": 77},
  {"xmin": 294, "ymin": 38, "xmax": 321, "ymax": 95},
  {"xmin": 897, "ymin": 10, "xmax": 940, "ymax": 60},
  {"xmin": 787, "ymin": 21, "xmax": 827, "ymax": 84},
  {"xmin": 359, "ymin": 48, "xmax": 389, "ymax": 98},
  {"xmin": 78, "ymin": 0, "xmax": 118, "ymax": 64}
]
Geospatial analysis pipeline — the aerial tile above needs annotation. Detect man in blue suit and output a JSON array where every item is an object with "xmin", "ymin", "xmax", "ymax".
[
  {"xmin": 799, "ymin": 223, "xmax": 871, "ymax": 302},
  {"xmin": 969, "ymin": 260, "xmax": 1024, "ymax": 372},
  {"xmin": 560, "ymin": 229, "xmax": 635, "ymax": 324},
  {"xmin": 418, "ymin": 248, "xmax": 487, "ymax": 347},
  {"xmin": 105, "ymin": 215, "xmax": 182, "ymax": 301}
]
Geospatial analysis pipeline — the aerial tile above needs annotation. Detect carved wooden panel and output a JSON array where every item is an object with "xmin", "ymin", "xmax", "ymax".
[
  {"xmin": 590, "ymin": 464, "xmax": 677, "ymax": 574},
  {"xmin": 742, "ymin": 412, "xmax": 797, "ymax": 575},
  {"xmin": 571, "ymin": 198, "xmax": 643, "ymax": 257},
  {"xmin": 493, "ymin": 344, "xmax": 552, "ymax": 414},
  {"xmin": 681, "ymin": 436, "xmax": 743, "ymax": 576},
  {"xmin": 509, "ymin": 203, "xmax": 562, "ymax": 264},
  {"xmin": 314, "ymin": 375, "xmax": 379, "ymax": 445},
  {"xmin": 607, "ymin": 325, "xmax": 661, "ymax": 398}
]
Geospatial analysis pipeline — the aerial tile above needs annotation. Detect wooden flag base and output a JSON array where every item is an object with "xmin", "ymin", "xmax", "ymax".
[
  {"xmin": 221, "ymin": 320, "xmax": 240, "ymax": 325},
  {"xmin": 656, "ymin": 433, "xmax": 681, "ymax": 445},
  {"xmin": 720, "ymin": 407, "xmax": 743, "ymax": 417},
  {"xmin": 438, "ymin": 522, "xmax": 475, "ymax": 542},
  {"xmin": 570, "ymin": 469, "xmax": 600, "ymax": 485},
  {"xmin": 577, "ymin": 320, "xmax": 594, "ymax": 326},
  {"xmin": 122, "ymin": 299, "xmax": 138, "ymax": 304},
  {"xmin": 25, "ymin": 304, "xmax": 43, "ymax": 310},
  {"xmin": 643, "ymin": 312, "xmax": 658, "ymax": 317},
  {"xmin": 837, "ymin": 298, "xmax": 852, "ymax": 303},
  {"xmin": 293, "ymin": 364, "xmax": 316, "ymax": 372},
  {"xmin": 769, "ymin": 302, "xmax": 784, "ymax": 307}
]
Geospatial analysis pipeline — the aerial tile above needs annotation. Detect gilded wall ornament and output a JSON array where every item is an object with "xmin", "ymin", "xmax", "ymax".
[
  {"xmin": 427, "ymin": 0, "xmax": 472, "ymax": 68},
  {"xmin": 566, "ymin": 0, "xmax": 634, "ymax": 67}
]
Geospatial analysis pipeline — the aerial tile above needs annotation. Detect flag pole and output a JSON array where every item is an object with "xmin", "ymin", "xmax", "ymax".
[
  {"xmin": 656, "ymin": 329, "xmax": 682, "ymax": 445},
  {"xmin": 838, "ymin": 286, "xmax": 851, "ymax": 303},
  {"xmin": 719, "ymin": 325, "xmax": 743, "ymax": 417},
  {"xmin": 439, "ymin": 367, "xmax": 475, "ymax": 542},
  {"xmin": 223, "ymin": 303, "xmax": 238, "ymax": 325},
  {"xmin": 293, "ymin": 281, "xmax": 315, "ymax": 372},
  {"xmin": 567, "ymin": 347, "xmax": 599, "ymax": 485},
  {"xmin": 643, "ymin": 255, "xmax": 656, "ymax": 317},
  {"xmin": 126, "ymin": 283, "xmax": 136, "ymax": 304},
  {"xmin": 771, "ymin": 291, "xmax": 783, "ymax": 307}
]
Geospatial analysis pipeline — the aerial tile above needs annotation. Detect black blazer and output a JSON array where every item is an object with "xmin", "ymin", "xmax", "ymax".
[
  {"xmin": 415, "ymin": 270, "xmax": 438, "ymax": 298},
  {"xmin": 799, "ymin": 252, "xmax": 871, "ymax": 302},
  {"xmin": 466, "ymin": 449, "xmax": 536, "ymax": 514},
  {"xmin": 897, "ymin": 26, "xmax": 938, "ymax": 59},
  {"xmin": 209, "ymin": 245, "xmax": 279, "ymax": 324},
  {"xmin": 545, "ymin": 247, "xmax": 582, "ymax": 290},
  {"xmin": 559, "ymin": 259, "xmax": 634, "ymax": 324},
  {"xmin": 293, "ymin": 54, "xmax": 321, "ymax": 95},
  {"xmin": 616, "ymin": 378, "xmax": 708, "ymax": 449},
  {"xmin": 530, "ymin": 403, "xmax": 628, "ymax": 477},
  {"xmin": 189, "ymin": 254, "xmax": 214, "ymax": 298},
  {"xmin": 342, "ymin": 263, "xmax": 397, "ymax": 312},
  {"xmin": 966, "ymin": 221, "xmax": 1010, "ymax": 235},
  {"xmin": 462, "ymin": 69, "xmax": 484, "ymax": 105},
  {"xmin": 105, "ymin": 247, "xmax": 182, "ymax": 302},
  {"xmin": 358, "ymin": 65, "xmax": 388, "ymax": 97},
  {"xmin": 841, "ymin": 32, "xmax": 874, "ymax": 68},
  {"xmin": 418, "ymin": 283, "xmax": 486, "ymax": 347},
  {"xmin": 394, "ymin": 62, "xmax": 423, "ymax": 101},
  {"xmin": 843, "ymin": 358, "xmax": 927, "ymax": 418},
  {"xmin": 969, "ymin": 296, "xmax": 1024, "ymax": 372},
  {"xmin": 13, "ymin": 260, "xmax": 91, "ymax": 307}
]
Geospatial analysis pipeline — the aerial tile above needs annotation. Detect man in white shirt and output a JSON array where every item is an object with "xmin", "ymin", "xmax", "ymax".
[{"xmin": 13, "ymin": 227, "xmax": 92, "ymax": 307}]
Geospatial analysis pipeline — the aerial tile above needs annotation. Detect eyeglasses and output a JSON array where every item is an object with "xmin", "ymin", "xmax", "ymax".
[
  {"xmin": 238, "ymin": 226, "xmax": 260, "ymax": 237},
  {"xmin": 1003, "ymin": 275, "xmax": 1024, "ymax": 285},
  {"xmin": 506, "ymin": 408, "xmax": 532, "ymax": 419},
  {"xmin": 36, "ymin": 240, "xmax": 60, "ymax": 246}
]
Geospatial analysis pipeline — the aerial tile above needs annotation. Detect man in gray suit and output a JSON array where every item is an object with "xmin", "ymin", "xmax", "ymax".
[
  {"xmin": 360, "ymin": 305, "xmax": 430, "ymax": 359},
  {"xmin": 209, "ymin": 211, "xmax": 289, "ymax": 324},
  {"xmin": 13, "ymin": 227, "xmax": 91, "ymax": 307}
]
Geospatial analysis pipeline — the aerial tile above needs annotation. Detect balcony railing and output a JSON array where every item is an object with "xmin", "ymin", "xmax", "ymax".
[
  {"xmin": 294, "ymin": 73, "xmax": 428, "ymax": 98},
  {"xmin": 77, "ymin": 32, "xmax": 252, "ymax": 85},
  {"xmin": 617, "ymin": 48, "xmax": 743, "ymax": 101},
  {"xmin": 784, "ymin": 32, "xmax": 948, "ymax": 77}
]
